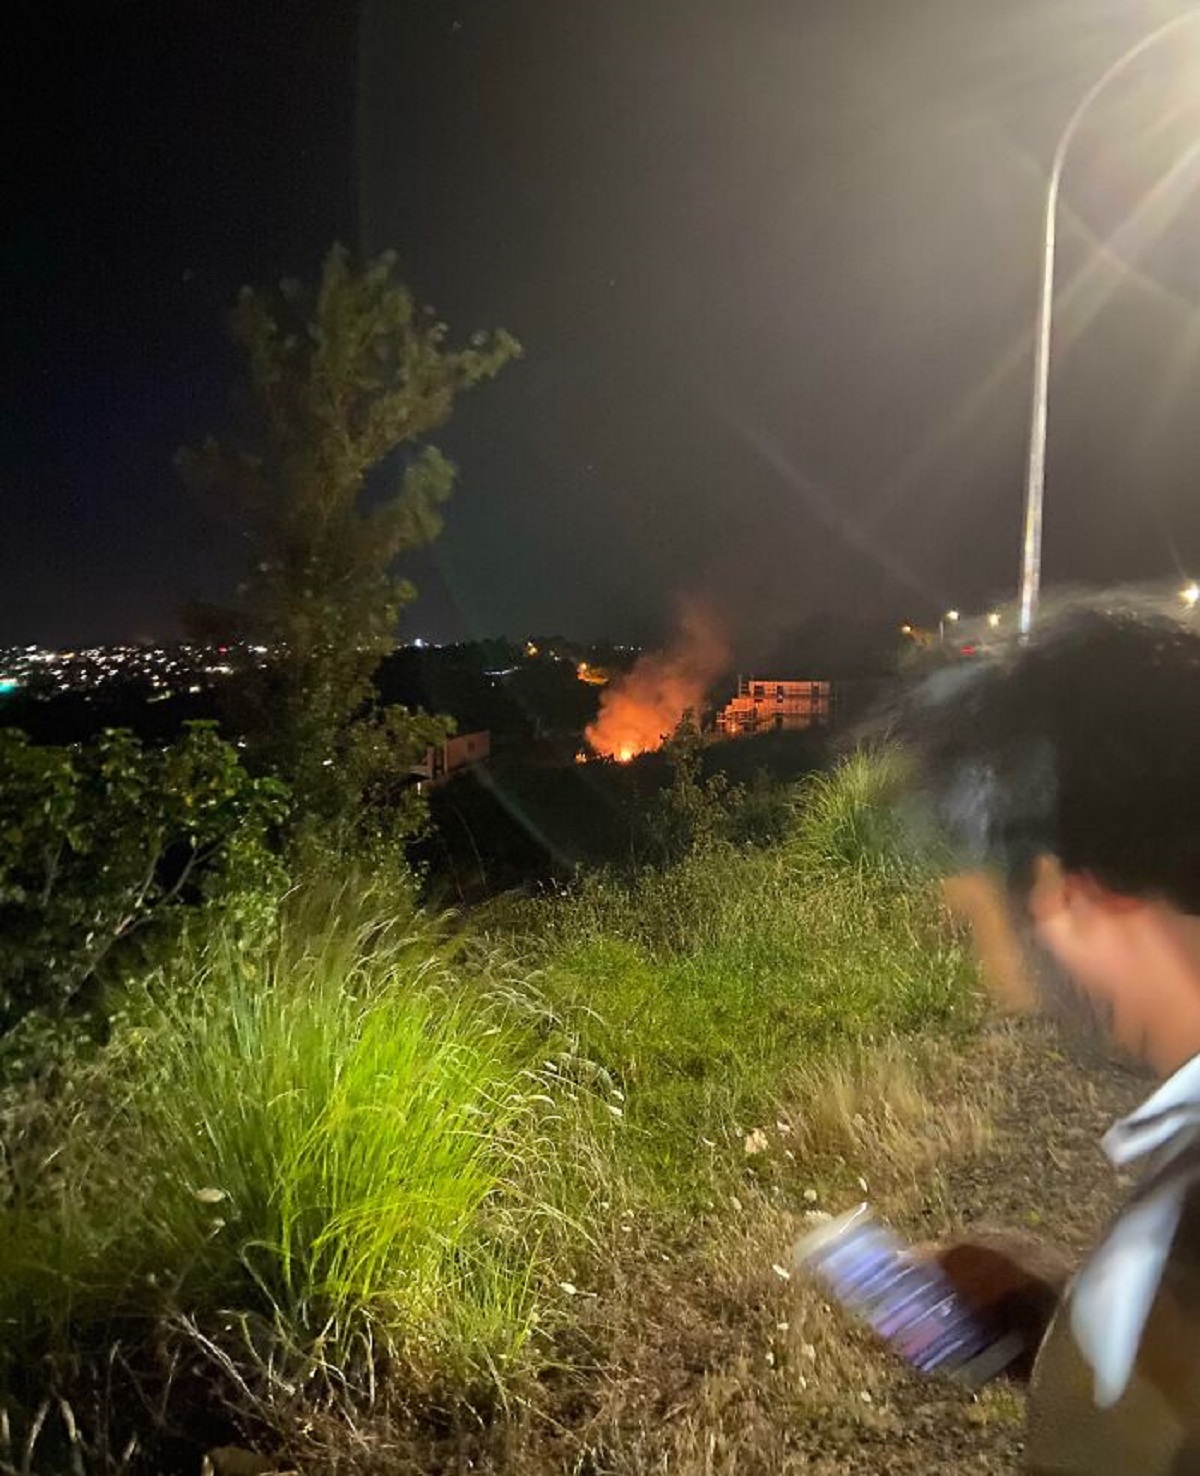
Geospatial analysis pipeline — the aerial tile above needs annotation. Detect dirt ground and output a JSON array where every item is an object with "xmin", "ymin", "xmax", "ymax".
[{"xmin": 284, "ymin": 1021, "xmax": 1145, "ymax": 1475}]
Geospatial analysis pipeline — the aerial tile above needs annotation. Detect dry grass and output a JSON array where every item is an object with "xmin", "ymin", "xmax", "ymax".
[
  {"xmin": 517, "ymin": 1033, "xmax": 1011, "ymax": 1475},
  {"xmin": 4, "ymin": 1021, "xmax": 1132, "ymax": 1475},
  {"xmin": 520, "ymin": 1024, "xmax": 1132, "ymax": 1476},
  {"xmin": 250, "ymin": 1020, "xmax": 1138, "ymax": 1476},
  {"xmin": 787, "ymin": 1035, "xmax": 997, "ymax": 1189}
]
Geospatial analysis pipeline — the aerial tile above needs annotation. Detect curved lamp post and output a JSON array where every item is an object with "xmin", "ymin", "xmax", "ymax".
[{"xmin": 1019, "ymin": 11, "xmax": 1200, "ymax": 636}]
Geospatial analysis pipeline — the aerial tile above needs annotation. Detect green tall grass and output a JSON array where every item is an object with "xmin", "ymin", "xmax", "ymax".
[
  {"xmin": 0, "ymin": 895, "xmax": 569, "ymax": 1395},
  {"xmin": 487, "ymin": 749, "xmax": 978, "ymax": 1193},
  {"xmin": 785, "ymin": 747, "xmax": 917, "ymax": 883}
]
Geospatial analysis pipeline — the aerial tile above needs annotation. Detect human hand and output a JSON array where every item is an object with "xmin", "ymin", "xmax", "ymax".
[{"xmin": 927, "ymin": 1228, "xmax": 1073, "ymax": 1382}]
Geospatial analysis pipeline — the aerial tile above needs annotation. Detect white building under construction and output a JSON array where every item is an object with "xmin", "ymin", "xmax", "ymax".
[{"xmin": 716, "ymin": 678, "xmax": 831, "ymax": 736}]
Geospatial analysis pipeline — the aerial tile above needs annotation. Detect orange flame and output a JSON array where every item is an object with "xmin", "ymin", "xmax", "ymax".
[{"xmin": 585, "ymin": 603, "xmax": 729, "ymax": 761}]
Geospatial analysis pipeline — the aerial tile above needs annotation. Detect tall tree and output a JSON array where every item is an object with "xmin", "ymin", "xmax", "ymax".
[{"xmin": 178, "ymin": 246, "xmax": 519, "ymax": 859}]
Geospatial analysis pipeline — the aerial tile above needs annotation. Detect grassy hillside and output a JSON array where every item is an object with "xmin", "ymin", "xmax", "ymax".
[{"xmin": 0, "ymin": 751, "xmax": 987, "ymax": 1472}]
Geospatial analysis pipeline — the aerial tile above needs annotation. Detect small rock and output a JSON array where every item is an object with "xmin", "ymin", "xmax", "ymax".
[{"xmin": 203, "ymin": 1449, "xmax": 278, "ymax": 1476}]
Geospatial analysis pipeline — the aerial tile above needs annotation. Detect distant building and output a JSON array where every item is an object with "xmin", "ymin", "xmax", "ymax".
[
  {"xmin": 716, "ymin": 678, "xmax": 831, "ymax": 736},
  {"xmin": 411, "ymin": 730, "xmax": 490, "ymax": 789}
]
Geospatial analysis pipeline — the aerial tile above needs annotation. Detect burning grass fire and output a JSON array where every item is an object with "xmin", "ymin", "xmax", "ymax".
[{"xmin": 584, "ymin": 602, "xmax": 729, "ymax": 762}]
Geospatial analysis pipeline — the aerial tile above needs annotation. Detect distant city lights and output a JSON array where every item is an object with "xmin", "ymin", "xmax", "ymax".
[
  {"xmin": 0, "ymin": 635, "xmax": 635, "ymax": 704},
  {"xmin": 0, "ymin": 641, "xmax": 263, "ymax": 699}
]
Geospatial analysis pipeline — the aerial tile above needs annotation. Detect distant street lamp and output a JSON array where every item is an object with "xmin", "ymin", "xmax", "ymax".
[
  {"xmin": 1182, "ymin": 582, "xmax": 1200, "ymax": 609},
  {"xmin": 987, "ymin": 610, "xmax": 1002, "ymax": 630},
  {"xmin": 1019, "ymin": 12, "xmax": 1200, "ymax": 637},
  {"xmin": 939, "ymin": 609, "xmax": 960, "ymax": 644}
]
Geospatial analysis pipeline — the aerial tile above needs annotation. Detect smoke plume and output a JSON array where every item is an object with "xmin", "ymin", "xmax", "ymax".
[{"xmin": 585, "ymin": 601, "xmax": 729, "ymax": 761}]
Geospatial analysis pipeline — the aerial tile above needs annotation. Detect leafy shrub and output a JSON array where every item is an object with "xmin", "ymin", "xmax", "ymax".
[
  {"xmin": 650, "ymin": 719, "xmax": 801, "ymax": 862},
  {"xmin": 0, "ymin": 722, "xmax": 287, "ymax": 1032},
  {"xmin": 648, "ymin": 714, "xmax": 740, "ymax": 864},
  {"xmin": 724, "ymin": 768, "xmax": 796, "ymax": 850}
]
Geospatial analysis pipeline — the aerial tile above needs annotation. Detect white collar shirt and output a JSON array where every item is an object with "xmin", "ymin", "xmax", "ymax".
[{"xmin": 1071, "ymin": 1052, "xmax": 1200, "ymax": 1408}]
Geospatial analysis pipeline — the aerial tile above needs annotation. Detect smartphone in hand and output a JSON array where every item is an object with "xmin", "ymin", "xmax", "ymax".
[{"xmin": 793, "ymin": 1204, "xmax": 1024, "ymax": 1387}]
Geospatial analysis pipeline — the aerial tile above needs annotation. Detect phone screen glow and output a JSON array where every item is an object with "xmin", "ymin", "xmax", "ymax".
[{"xmin": 796, "ymin": 1207, "xmax": 1020, "ymax": 1383}]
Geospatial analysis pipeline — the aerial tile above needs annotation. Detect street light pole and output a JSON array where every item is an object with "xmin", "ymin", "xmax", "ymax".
[{"xmin": 1019, "ymin": 11, "xmax": 1200, "ymax": 637}]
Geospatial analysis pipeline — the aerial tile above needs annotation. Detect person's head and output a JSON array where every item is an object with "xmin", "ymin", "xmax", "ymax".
[{"xmin": 893, "ymin": 595, "xmax": 1200, "ymax": 1075}]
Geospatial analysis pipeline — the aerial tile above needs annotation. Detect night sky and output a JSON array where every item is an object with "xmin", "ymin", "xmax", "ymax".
[{"xmin": 8, "ymin": 0, "xmax": 1200, "ymax": 656}]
